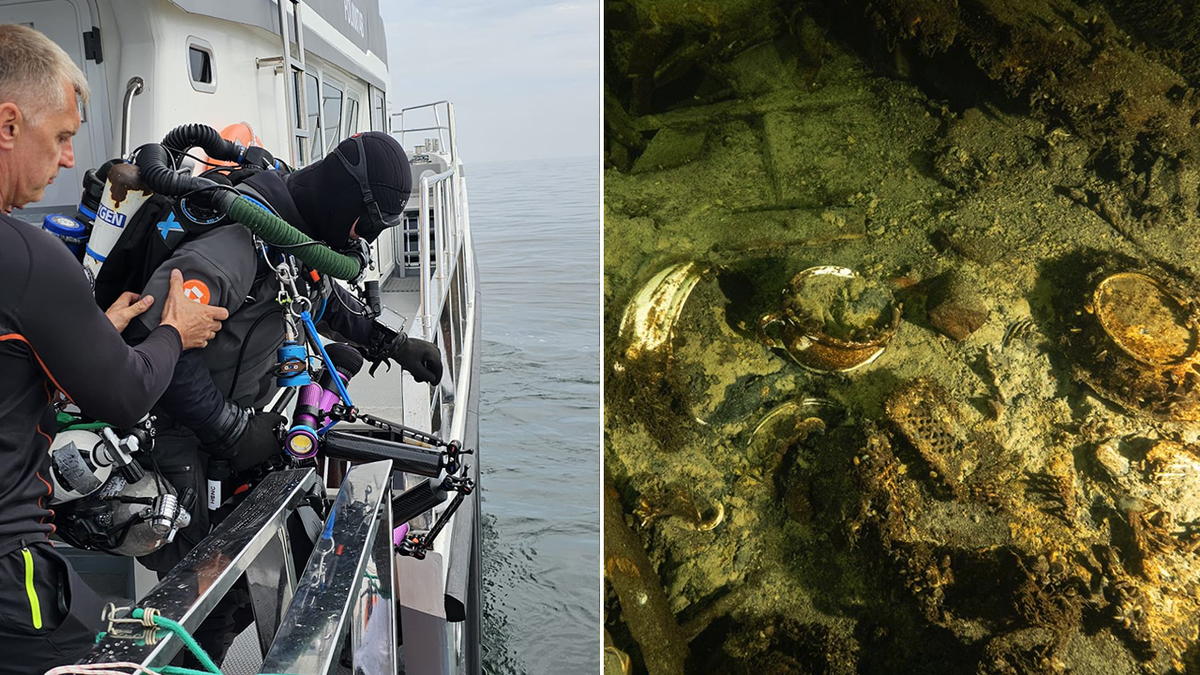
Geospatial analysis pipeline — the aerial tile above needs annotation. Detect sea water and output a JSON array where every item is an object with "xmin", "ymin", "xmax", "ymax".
[{"xmin": 471, "ymin": 156, "xmax": 601, "ymax": 675}]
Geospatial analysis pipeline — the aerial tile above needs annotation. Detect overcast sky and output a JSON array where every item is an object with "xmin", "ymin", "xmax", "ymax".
[{"xmin": 381, "ymin": 1, "xmax": 600, "ymax": 165}]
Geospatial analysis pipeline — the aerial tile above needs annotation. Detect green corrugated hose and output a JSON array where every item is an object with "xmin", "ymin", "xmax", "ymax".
[{"xmin": 221, "ymin": 194, "xmax": 362, "ymax": 280}]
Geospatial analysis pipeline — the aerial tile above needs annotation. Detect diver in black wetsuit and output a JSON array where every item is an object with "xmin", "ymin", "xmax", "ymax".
[
  {"xmin": 122, "ymin": 131, "xmax": 442, "ymax": 664},
  {"xmin": 0, "ymin": 24, "xmax": 229, "ymax": 675}
]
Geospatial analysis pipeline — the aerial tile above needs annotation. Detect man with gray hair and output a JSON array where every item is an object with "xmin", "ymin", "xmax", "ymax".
[{"xmin": 0, "ymin": 24, "xmax": 229, "ymax": 674}]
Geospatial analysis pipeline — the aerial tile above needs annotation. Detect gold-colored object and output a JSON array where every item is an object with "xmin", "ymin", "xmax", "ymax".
[
  {"xmin": 634, "ymin": 487, "xmax": 724, "ymax": 531},
  {"xmin": 604, "ymin": 630, "xmax": 633, "ymax": 675},
  {"xmin": 1079, "ymin": 271, "xmax": 1200, "ymax": 420},
  {"xmin": 758, "ymin": 266, "xmax": 901, "ymax": 373},
  {"xmin": 618, "ymin": 262, "xmax": 710, "ymax": 360},
  {"xmin": 1093, "ymin": 272, "xmax": 1199, "ymax": 367}
]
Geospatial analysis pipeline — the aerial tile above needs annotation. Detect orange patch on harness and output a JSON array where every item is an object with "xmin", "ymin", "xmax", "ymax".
[{"xmin": 182, "ymin": 279, "xmax": 211, "ymax": 305}]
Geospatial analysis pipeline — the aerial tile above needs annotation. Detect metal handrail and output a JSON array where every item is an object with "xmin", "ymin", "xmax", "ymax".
[
  {"xmin": 120, "ymin": 77, "xmax": 143, "ymax": 158},
  {"xmin": 401, "ymin": 102, "xmax": 476, "ymax": 603},
  {"xmin": 394, "ymin": 101, "xmax": 458, "ymax": 168},
  {"xmin": 417, "ymin": 166, "xmax": 457, "ymax": 341}
]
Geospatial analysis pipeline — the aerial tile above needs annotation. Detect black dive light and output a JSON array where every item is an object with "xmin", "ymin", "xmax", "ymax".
[
  {"xmin": 391, "ymin": 478, "xmax": 449, "ymax": 525},
  {"xmin": 320, "ymin": 431, "xmax": 454, "ymax": 477}
]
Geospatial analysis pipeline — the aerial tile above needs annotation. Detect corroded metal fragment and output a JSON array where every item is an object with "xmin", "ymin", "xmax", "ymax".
[
  {"xmin": 1069, "ymin": 269, "xmax": 1200, "ymax": 420},
  {"xmin": 884, "ymin": 378, "xmax": 1006, "ymax": 501},
  {"xmin": 760, "ymin": 266, "xmax": 901, "ymax": 373},
  {"xmin": 619, "ymin": 262, "xmax": 710, "ymax": 360}
]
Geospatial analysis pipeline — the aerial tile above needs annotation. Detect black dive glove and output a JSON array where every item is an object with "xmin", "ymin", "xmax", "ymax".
[
  {"xmin": 196, "ymin": 400, "xmax": 287, "ymax": 472},
  {"xmin": 393, "ymin": 336, "xmax": 444, "ymax": 385},
  {"xmin": 365, "ymin": 325, "xmax": 444, "ymax": 384}
]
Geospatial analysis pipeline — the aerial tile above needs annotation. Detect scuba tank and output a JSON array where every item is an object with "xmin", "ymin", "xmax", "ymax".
[
  {"xmin": 75, "ymin": 161, "xmax": 111, "ymax": 232},
  {"xmin": 41, "ymin": 214, "xmax": 88, "ymax": 259},
  {"xmin": 84, "ymin": 162, "xmax": 153, "ymax": 278},
  {"xmin": 39, "ymin": 161, "xmax": 117, "ymax": 271}
]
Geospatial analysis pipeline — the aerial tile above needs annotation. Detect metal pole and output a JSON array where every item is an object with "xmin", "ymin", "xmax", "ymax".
[
  {"xmin": 419, "ymin": 175, "xmax": 432, "ymax": 342},
  {"xmin": 446, "ymin": 103, "xmax": 457, "ymax": 171},
  {"xmin": 433, "ymin": 106, "xmax": 444, "ymax": 152},
  {"xmin": 436, "ymin": 182, "xmax": 447, "ymax": 303},
  {"xmin": 120, "ymin": 77, "xmax": 143, "ymax": 158}
]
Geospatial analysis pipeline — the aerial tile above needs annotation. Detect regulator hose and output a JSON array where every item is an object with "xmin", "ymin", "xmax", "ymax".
[
  {"xmin": 211, "ymin": 191, "xmax": 364, "ymax": 280},
  {"xmin": 135, "ymin": 141, "xmax": 363, "ymax": 280},
  {"xmin": 135, "ymin": 143, "xmax": 212, "ymax": 197},
  {"xmin": 161, "ymin": 123, "xmax": 241, "ymax": 163}
]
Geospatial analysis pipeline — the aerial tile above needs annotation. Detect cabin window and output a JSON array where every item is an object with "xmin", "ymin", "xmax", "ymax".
[
  {"xmin": 346, "ymin": 92, "xmax": 361, "ymax": 136},
  {"xmin": 370, "ymin": 90, "xmax": 385, "ymax": 131},
  {"xmin": 322, "ymin": 78, "xmax": 344, "ymax": 155},
  {"xmin": 305, "ymin": 72, "xmax": 323, "ymax": 160},
  {"xmin": 186, "ymin": 38, "xmax": 216, "ymax": 93}
]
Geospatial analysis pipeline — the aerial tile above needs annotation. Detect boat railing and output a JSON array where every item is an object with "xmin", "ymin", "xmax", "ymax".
[
  {"xmin": 395, "ymin": 100, "xmax": 457, "ymax": 168},
  {"xmin": 84, "ymin": 464, "xmax": 404, "ymax": 673},
  {"xmin": 402, "ymin": 103, "xmax": 474, "ymax": 445}
]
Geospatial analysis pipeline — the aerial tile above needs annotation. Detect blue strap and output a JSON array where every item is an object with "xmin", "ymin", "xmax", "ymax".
[{"xmin": 299, "ymin": 310, "xmax": 352, "ymax": 434}]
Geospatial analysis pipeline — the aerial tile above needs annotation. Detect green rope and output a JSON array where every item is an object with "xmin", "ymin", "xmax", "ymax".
[
  {"xmin": 159, "ymin": 667, "xmax": 213, "ymax": 675},
  {"xmin": 131, "ymin": 608, "xmax": 221, "ymax": 674},
  {"xmin": 95, "ymin": 608, "xmax": 302, "ymax": 675}
]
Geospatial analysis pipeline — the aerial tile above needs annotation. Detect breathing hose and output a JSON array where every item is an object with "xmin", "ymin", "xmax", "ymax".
[
  {"xmin": 161, "ymin": 123, "xmax": 242, "ymax": 163},
  {"xmin": 134, "ymin": 125, "xmax": 363, "ymax": 280},
  {"xmin": 214, "ymin": 192, "xmax": 363, "ymax": 280}
]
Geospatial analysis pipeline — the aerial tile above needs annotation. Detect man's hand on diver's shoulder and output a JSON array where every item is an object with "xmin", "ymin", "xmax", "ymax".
[
  {"xmin": 105, "ymin": 291, "xmax": 155, "ymax": 334},
  {"xmin": 160, "ymin": 269, "xmax": 230, "ymax": 350}
]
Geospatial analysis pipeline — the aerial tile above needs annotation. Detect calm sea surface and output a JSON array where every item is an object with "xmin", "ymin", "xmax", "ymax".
[{"xmin": 470, "ymin": 157, "xmax": 601, "ymax": 675}]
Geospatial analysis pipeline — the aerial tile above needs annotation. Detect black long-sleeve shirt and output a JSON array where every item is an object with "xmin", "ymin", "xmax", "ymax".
[{"xmin": 0, "ymin": 214, "xmax": 182, "ymax": 549}]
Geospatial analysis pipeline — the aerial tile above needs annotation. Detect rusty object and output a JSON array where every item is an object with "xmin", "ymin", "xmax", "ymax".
[
  {"xmin": 1074, "ymin": 270, "xmax": 1200, "ymax": 420},
  {"xmin": 104, "ymin": 162, "xmax": 148, "ymax": 206},
  {"xmin": 759, "ymin": 266, "xmax": 901, "ymax": 373},
  {"xmin": 885, "ymin": 378, "xmax": 1008, "ymax": 502},
  {"xmin": 1094, "ymin": 272, "xmax": 1199, "ymax": 368}
]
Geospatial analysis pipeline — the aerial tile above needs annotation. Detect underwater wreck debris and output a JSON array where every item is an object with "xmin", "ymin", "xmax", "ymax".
[
  {"xmin": 926, "ymin": 271, "xmax": 990, "ymax": 343},
  {"xmin": 1124, "ymin": 504, "xmax": 1179, "ymax": 579},
  {"xmin": 1105, "ymin": 576, "xmax": 1157, "ymax": 660},
  {"xmin": 1093, "ymin": 273, "xmax": 1200, "ymax": 369},
  {"xmin": 634, "ymin": 484, "xmax": 724, "ymax": 532},
  {"xmin": 1003, "ymin": 318, "xmax": 1038, "ymax": 350},
  {"xmin": 1094, "ymin": 438, "xmax": 1133, "ymax": 482},
  {"xmin": 884, "ymin": 378, "xmax": 1007, "ymax": 502},
  {"xmin": 759, "ymin": 266, "xmax": 901, "ymax": 373},
  {"xmin": 618, "ymin": 261, "xmax": 711, "ymax": 361},
  {"xmin": 604, "ymin": 629, "xmax": 633, "ymax": 675},
  {"xmin": 604, "ymin": 469, "xmax": 688, "ymax": 675},
  {"xmin": 748, "ymin": 397, "xmax": 845, "ymax": 450},
  {"xmin": 706, "ymin": 616, "xmax": 859, "ymax": 675},
  {"xmin": 1025, "ymin": 470, "xmax": 1078, "ymax": 525},
  {"xmin": 1064, "ymin": 268, "xmax": 1200, "ymax": 421}
]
